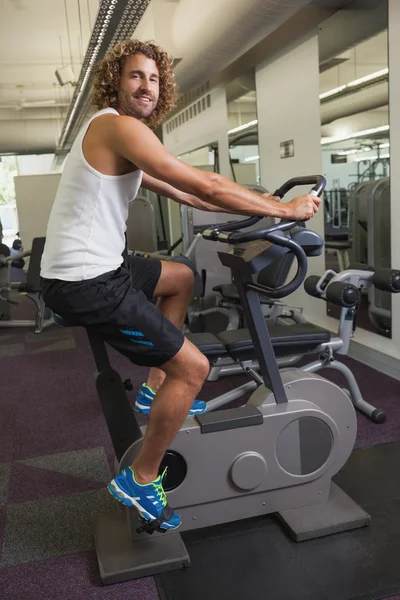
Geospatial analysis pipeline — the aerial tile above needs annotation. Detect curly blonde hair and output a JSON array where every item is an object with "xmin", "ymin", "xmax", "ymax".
[{"xmin": 92, "ymin": 40, "xmax": 176, "ymax": 128}]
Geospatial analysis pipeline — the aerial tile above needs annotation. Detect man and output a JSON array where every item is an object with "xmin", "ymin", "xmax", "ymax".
[{"xmin": 41, "ymin": 40, "xmax": 321, "ymax": 532}]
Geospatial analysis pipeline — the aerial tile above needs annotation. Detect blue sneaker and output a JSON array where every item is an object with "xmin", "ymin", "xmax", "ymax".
[
  {"xmin": 135, "ymin": 383, "xmax": 206, "ymax": 415},
  {"xmin": 108, "ymin": 466, "xmax": 181, "ymax": 532}
]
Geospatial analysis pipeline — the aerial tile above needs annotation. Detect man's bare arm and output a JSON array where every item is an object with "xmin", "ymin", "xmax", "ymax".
[
  {"xmin": 141, "ymin": 172, "xmax": 269, "ymax": 214},
  {"xmin": 105, "ymin": 116, "xmax": 320, "ymax": 221}
]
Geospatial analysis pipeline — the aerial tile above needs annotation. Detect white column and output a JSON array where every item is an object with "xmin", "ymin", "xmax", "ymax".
[{"xmin": 255, "ymin": 30, "xmax": 326, "ymax": 324}]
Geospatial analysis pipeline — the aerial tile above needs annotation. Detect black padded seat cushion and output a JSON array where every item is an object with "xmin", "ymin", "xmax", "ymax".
[
  {"xmin": 186, "ymin": 332, "xmax": 227, "ymax": 357},
  {"xmin": 218, "ymin": 323, "xmax": 331, "ymax": 360}
]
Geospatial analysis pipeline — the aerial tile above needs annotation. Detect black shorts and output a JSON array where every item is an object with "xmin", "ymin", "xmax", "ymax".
[{"xmin": 41, "ymin": 255, "xmax": 185, "ymax": 367}]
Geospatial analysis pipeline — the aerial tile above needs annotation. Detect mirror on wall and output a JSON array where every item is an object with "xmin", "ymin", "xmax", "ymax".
[
  {"xmin": 226, "ymin": 70, "xmax": 261, "ymax": 187},
  {"xmin": 174, "ymin": 141, "xmax": 221, "ymax": 249},
  {"xmin": 319, "ymin": 15, "xmax": 391, "ymax": 338},
  {"xmin": 178, "ymin": 142, "xmax": 235, "ymax": 310},
  {"xmin": 177, "ymin": 142, "xmax": 221, "ymax": 258},
  {"xmin": 129, "ymin": 143, "xmax": 220, "ymax": 255},
  {"xmin": 178, "ymin": 143, "xmax": 219, "ymax": 174}
]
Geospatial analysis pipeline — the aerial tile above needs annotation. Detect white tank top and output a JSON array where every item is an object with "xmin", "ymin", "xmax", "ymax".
[{"xmin": 41, "ymin": 108, "xmax": 143, "ymax": 281}]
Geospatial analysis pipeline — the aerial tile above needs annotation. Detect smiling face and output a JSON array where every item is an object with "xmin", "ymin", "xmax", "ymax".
[{"xmin": 117, "ymin": 53, "xmax": 160, "ymax": 120}]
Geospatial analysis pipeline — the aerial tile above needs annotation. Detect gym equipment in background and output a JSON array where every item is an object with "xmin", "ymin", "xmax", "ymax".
[
  {"xmin": 0, "ymin": 237, "xmax": 53, "ymax": 334},
  {"xmin": 349, "ymin": 177, "xmax": 391, "ymax": 335}
]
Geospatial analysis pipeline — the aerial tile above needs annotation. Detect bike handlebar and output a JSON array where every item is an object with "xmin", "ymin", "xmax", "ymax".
[
  {"xmin": 202, "ymin": 175, "xmax": 326, "ymax": 242},
  {"xmin": 201, "ymin": 175, "xmax": 327, "ymax": 299},
  {"xmin": 272, "ymin": 175, "xmax": 326, "ymax": 199}
]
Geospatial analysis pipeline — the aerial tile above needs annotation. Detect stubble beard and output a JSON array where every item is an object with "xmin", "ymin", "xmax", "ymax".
[{"xmin": 119, "ymin": 88, "xmax": 156, "ymax": 120}]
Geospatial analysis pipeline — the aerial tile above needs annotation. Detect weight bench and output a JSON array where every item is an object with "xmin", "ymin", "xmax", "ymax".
[
  {"xmin": 187, "ymin": 323, "xmax": 331, "ymax": 411},
  {"xmin": 187, "ymin": 317, "xmax": 384, "ymax": 423}
]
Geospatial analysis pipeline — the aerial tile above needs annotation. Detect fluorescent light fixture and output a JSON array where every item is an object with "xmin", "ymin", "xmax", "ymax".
[
  {"xmin": 56, "ymin": 0, "xmax": 152, "ymax": 152},
  {"xmin": 228, "ymin": 119, "xmax": 258, "ymax": 135},
  {"xmin": 320, "ymin": 67, "xmax": 388, "ymax": 100},
  {"xmin": 333, "ymin": 143, "xmax": 389, "ymax": 156},
  {"xmin": 354, "ymin": 153, "xmax": 390, "ymax": 162},
  {"xmin": 336, "ymin": 149, "xmax": 359, "ymax": 156},
  {"xmin": 319, "ymin": 86, "xmax": 346, "ymax": 100},
  {"xmin": 321, "ymin": 125, "xmax": 390, "ymax": 145},
  {"xmin": 244, "ymin": 155, "xmax": 260, "ymax": 162},
  {"xmin": 20, "ymin": 100, "xmax": 57, "ymax": 108},
  {"xmin": 347, "ymin": 68, "xmax": 389, "ymax": 87}
]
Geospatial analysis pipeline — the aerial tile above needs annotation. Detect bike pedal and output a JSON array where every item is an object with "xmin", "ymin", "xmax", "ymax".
[{"xmin": 136, "ymin": 516, "xmax": 165, "ymax": 535}]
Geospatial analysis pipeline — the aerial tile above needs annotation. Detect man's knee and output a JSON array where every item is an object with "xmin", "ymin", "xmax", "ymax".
[
  {"xmin": 155, "ymin": 261, "xmax": 194, "ymax": 297},
  {"xmin": 191, "ymin": 352, "xmax": 210, "ymax": 383},
  {"xmin": 174, "ymin": 262, "xmax": 195, "ymax": 291},
  {"xmin": 163, "ymin": 339, "xmax": 209, "ymax": 384}
]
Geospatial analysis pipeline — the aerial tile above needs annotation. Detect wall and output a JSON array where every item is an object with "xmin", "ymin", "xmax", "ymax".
[
  {"xmin": 256, "ymin": 30, "xmax": 327, "ymax": 325},
  {"xmin": 163, "ymin": 85, "xmax": 230, "ymax": 179},
  {"xmin": 14, "ymin": 173, "xmax": 61, "ymax": 251}
]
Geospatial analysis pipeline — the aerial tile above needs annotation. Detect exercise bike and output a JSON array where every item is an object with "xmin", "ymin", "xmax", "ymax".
[{"xmin": 53, "ymin": 175, "xmax": 374, "ymax": 584}]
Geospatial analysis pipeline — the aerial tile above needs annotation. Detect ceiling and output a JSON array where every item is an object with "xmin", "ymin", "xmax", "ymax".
[
  {"xmin": 0, "ymin": 0, "xmax": 92, "ymax": 108},
  {"xmin": 0, "ymin": 0, "xmax": 100, "ymax": 154},
  {"xmin": 0, "ymin": 0, "xmax": 388, "ymax": 156}
]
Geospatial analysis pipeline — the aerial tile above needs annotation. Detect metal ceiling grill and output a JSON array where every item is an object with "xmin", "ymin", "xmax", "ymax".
[{"xmin": 53, "ymin": 0, "xmax": 150, "ymax": 166}]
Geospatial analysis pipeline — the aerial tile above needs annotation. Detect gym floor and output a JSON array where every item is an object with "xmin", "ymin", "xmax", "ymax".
[{"xmin": 1, "ymin": 297, "xmax": 400, "ymax": 600}]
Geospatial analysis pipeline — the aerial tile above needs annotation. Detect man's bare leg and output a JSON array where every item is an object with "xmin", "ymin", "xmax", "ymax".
[
  {"xmin": 146, "ymin": 261, "xmax": 195, "ymax": 393},
  {"xmin": 132, "ymin": 338, "xmax": 209, "ymax": 483}
]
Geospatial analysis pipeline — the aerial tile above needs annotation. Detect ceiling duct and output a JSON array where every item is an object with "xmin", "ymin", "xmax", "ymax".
[
  {"xmin": 172, "ymin": 0, "xmax": 314, "ymax": 94},
  {"xmin": 229, "ymin": 127, "xmax": 259, "ymax": 147},
  {"xmin": 320, "ymin": 79, "xmax": 388, "ymax": 125},
  {"xmin": 226, "ymin": 71, "xmax": 256, "ymax": 104},
  {"xmin": 52, "ymin": 0, "xmax": 151, "ymax": 168},
  {"xmin": 0, "ymin": 119, "xmax": 62, "ymax": 155},
  {"xmin": 319, "ymin": 57, "xmax": 349, "ymax": 73},
  {"xmin": 319, "ymin": 0, "xmax": 388, "ymax": 67}
]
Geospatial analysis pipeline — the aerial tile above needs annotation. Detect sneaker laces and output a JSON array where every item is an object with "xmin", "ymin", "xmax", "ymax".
[
  {"xmin": 153, "ymin": 481, "xmax": 167, "ymax": 507},
  {"xmin": 152, "ymin": 467, "xmax": 168, "ymax": 508}
]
